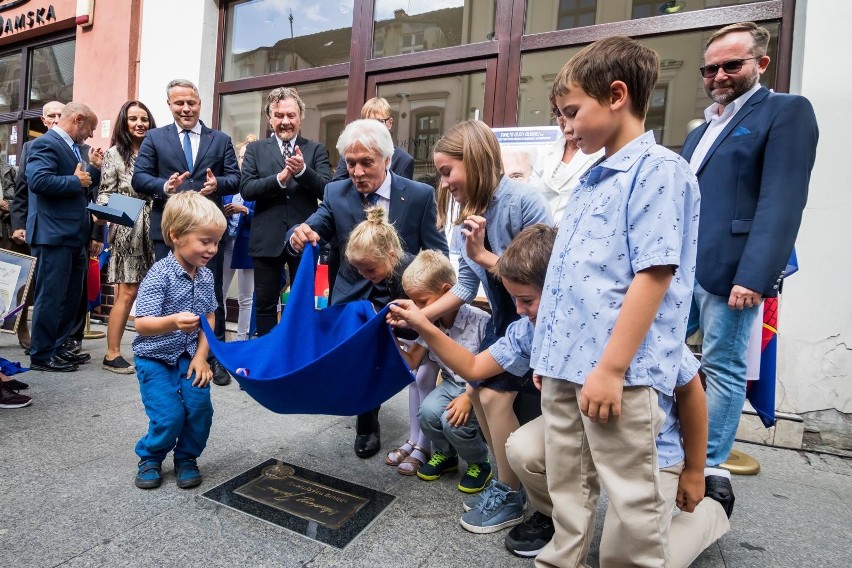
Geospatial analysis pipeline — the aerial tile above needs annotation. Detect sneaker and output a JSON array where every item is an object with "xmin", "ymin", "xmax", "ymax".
[
  {"xmin": 504, "ymin": 511, "xmax": 555, "ymax": 557},
  {"xmin": 175, "ymin": 458, "xmax": 203, "ymax": 489},
  {"xmin": 458, "ymin": 461, "xmax": 493, "ymax": 493},
  {"xmin": 705, "ymin": 475, "xmax": 735, "ymax": 518},
  {"xmin": 3, "ymin": 378, "xmax": 29, "ymax": 390},
  {"xmin": 416, "ymin": 452, "xmax": 459, "ymax": 481},
  {"xmin": 463, "ymin": 486, "xmax": 488, "ymax": 512},
  {"xmin": 460, "ymin": 479, "xmax": 526, "ymax": 534},
  {"xmin": 0, "ymin": 387, "xmax": 32, "ymax": 409},
  {"xmin": 103, "ymin": 355, "xmax": 135, "ymax": 374},
  {"xmin": 135, "ymin": 460, "xmax": 163, "ymax": 489}
]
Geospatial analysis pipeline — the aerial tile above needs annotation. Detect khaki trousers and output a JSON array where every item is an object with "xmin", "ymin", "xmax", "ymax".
[{"xmin": 536, "ymin": 379, "xmax": 667, "ymax": 568}]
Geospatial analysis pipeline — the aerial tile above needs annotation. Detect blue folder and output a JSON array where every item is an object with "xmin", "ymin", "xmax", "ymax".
[{"xmin": 87, "ymin": 194, "xmax": 145, "ymax": 227}]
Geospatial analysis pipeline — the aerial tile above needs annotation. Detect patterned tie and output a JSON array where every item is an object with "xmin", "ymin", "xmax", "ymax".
[
  {"xmin": 363, "ymin": 192, "xmax": 379, "ymax": 207},
  {"xmin": 282, "ymin": 141, "xmax": 292, "ymax": 160},
  {"xmin": 182, "ymin": 129, "xmax": 194, "ymax": 171},
  {"xmin": 72, "ymin": 143, "xmax": 83, "ymax": 163}
]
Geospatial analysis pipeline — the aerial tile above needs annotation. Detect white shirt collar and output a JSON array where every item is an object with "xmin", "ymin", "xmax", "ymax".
[
  {"xmin": 176, "ymin": 121, "xmax": 202, "ymax": 135},
  {"xmin": 275, "ymin": 134, "xmax": 297, "ymax": 152},
  {"xmin": 703, "ymin": 82, "xmax": 762, "ymax": 123},
  {"xmin": 52, "ymin": 125, "xmax": 76, "ymax": 150}
]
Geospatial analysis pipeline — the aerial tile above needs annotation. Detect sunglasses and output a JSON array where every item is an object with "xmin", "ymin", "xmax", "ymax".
[
  {"xmin": 375, "ymin": 117, "xmax": 392, "ymax": 124},
  {"xmin": 699, "ymin": 56, "xmax": 760, "ymax": 79}
]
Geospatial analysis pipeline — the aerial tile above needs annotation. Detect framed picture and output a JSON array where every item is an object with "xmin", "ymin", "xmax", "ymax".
[{"xmin": 0, "ymin": 248, "xmax": 36, "ymax": 334}]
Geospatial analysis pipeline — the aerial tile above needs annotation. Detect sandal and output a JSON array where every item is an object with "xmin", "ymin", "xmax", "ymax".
[
  {"xmin": 385, "ymin": 440, "xmax": 415, "ymax": 466},
  {"xmin": 397, "ymin": 445, "xmax": 429, "ymax": 476}
]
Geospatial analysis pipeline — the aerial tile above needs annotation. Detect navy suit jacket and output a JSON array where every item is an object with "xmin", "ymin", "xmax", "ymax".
[
  {"xmin": 332, "ymin": 146, "xmax": 415, "ymax": 182},
  {"xmin": 681, "ymin": 87, "xmax": 818, "ymax": 298},
  {"xmin": 25, "ymin": 130, "xmax": 102, "ymax": 247},
  {"xmin": 132, "ymin": 122, "xmax": 240, "ymax": 241},
  {"xmin": 223, "ymin": 194, "xmax": 255, "ymax": 269},
  {"xmin": 240, "ymin": 134, "xmax": 330, "ymax": 258},
  {"xmin": 290, "ymin": 173, "xmax": 448, "ymax": 305}
]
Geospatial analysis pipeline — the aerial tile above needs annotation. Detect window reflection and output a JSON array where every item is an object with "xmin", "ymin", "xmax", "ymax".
[
  {"xmin": 28, "ymin": 40, "xmax": 75, "ymax": 109},
  {"xmin": 219, "ymin": 78, "xmax": 349, "ymax": 168},
  {"xmin": 223, "ymin": 0, "xmax": 355, "ymax": 81},
  {"xmin": 376, "ymin": 71, "xmax": 487, "ymax": 178},
  {"xmin": 526, "ymin": 0, "xmax": 767, "ymax": 35},
  {"xmin": 0, "ymin": 52, "xmax": 21, "ymax": 114},
  {"xmin": 372, "ymin": 1, "xmax": 496, "ymax": 58},
  {"xmin": 516, "ymin": 23, "xmax": 779, "ymax": 150}
]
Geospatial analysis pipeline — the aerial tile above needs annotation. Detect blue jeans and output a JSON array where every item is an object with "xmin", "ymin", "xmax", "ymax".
[
  {"xmin": 418, "ymin": 379, "xmax": 489, "ymax": 464},
  {"xmin": 134, "ymin": 355, "xmax": 214, "ymax": 463},
  {"xmin": 687, "ymin": 282, "xmax": 760, "ymax": 467}
]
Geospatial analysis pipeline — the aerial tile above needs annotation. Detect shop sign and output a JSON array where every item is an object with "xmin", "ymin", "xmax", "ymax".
[{"xmin": 0, "ymin": 2, "xmax": 57, "ymax": 38}]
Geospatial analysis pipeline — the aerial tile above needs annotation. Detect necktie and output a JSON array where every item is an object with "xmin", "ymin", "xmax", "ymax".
[
  {"xmin": 72, "ymin": 144, "xmax": 82, "ymax": 163},
  {"xmin": 182, "ymin": 129, "xmax": 194, "ymax": 171},
  {"xmin": 282, "ymin": 141, "xmax": 292, "ymax": 160},
  {"xmin": 363, "ymin": 192, "xmax": 379, "ymax": 207}
]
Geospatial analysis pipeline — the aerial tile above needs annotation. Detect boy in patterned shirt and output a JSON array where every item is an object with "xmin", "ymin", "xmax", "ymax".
[
  {"xmin": 131, "ymin": 192, "xmax": 226, "ymax": 490},
  {"xmin": 530, "ymin": 37, "xmax": 700, "ymax": 566}
]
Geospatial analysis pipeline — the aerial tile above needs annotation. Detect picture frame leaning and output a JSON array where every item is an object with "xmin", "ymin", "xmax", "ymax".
[{"xmin": 0, "ymin": 248, "xmax": 37, "ymax": 334}]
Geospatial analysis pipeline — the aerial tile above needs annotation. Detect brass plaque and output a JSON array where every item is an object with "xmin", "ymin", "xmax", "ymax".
[{"xmin": 234, "ymin": 464, "xmax": 370, "ymax": 529}]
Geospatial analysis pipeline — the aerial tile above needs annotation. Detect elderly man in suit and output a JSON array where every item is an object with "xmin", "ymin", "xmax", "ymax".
[
  {"xmin": 26, "ymin": 102, "xmax": 104, "ymax": 372},
  {"xmin": 289, "ymin": 118, "xmax": 447, "ymax": 458},
  {"xmin": 132, "ymin": 79, "xmax": 240, "ymax": 386},
  {"xmin": 681, "ymin": 22, "xmax": 818, "ymax": 498},
  {"xmin": 239, "ymin": 87, "xmax": 331, "ymax": 336}
]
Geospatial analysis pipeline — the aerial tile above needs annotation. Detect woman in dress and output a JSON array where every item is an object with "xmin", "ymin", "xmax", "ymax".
[{"xmin": 97, "ymin": 101, "xmax": 157, "ymax": 373}]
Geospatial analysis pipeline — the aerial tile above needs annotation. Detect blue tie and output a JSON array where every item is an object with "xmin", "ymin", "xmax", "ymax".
[
  {"xmin": 72, "ymin": 144, "xmax": 82, "ymax": 163},
  {"xmin": 363, "ymin": 192, "xmax": 379, "ymax": 207},
  {"xmin": 182, "ymin": 129, "xmax": 194, "ymax": 171}
]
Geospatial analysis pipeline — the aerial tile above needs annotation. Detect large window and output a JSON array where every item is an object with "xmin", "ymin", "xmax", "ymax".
[
  {"xmin": 222, "ymin": 0, "xmax": 355, "ymax": 81},
  {"xmin": 0, "ymin": 36, "xmax": 75, "ymax": 163}
]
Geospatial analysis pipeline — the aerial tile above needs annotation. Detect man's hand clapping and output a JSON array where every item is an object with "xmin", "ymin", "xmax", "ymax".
[
  {"xmin": 200, "ymin": 168, "xmax": 217, "ymax": 196},
  {"xmin": 165, "ymin": 171, "xmax": 190, "ymax": 195}
]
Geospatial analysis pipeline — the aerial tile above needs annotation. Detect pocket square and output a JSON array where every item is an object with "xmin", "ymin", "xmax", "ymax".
[{"xmin": 732, "ymin": 126, "xmax": 752, "ymax": 137}]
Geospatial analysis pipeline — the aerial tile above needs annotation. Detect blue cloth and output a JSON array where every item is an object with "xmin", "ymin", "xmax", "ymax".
[
  {"xmin": 686, "ymin": 281, "xmax": 760, "ymax": 467},
  {"xmin": 134, "ymin": 354, "xmax": 214, "ymax": 462},
  {"xmin": 0, "ymin": 357, "xmax": 28, "ymax": 376},
  {"xmin": 201, "ymin": 244, "xmax": 413, "ymax": 415},
  {"xmin": 132, "ymin": 253, "xmax": 218, "ymax": 365},
  {"xmin": 532, "ymin": 132, "xmax": 700, "ymax": 396}
]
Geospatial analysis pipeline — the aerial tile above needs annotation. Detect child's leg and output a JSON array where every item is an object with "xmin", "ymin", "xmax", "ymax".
[
  {"xmin": 479, "ymin": 387, "xmax": 520, "ymax": 490},
  {"xmin": 586, "ymin": 386, "xmax": 669, "ymax": 568},
  {"xmin": 172, "ymin": 355, "xmax": 214, "ymax": 461},
  {"xmin": 506, "ymin": 415, "xmax": 551, "ymax": 516},
  {"xmin": 236, "ymin": 268, "xmax": 255, "ymax": 340},
  {"xmin": 536, "ymin": 378, "xmax": 600, "ymax": 568},
  {"xmin": 134, "ymin": 357, "xmax": 187, "ymax": 463},
  {"xmin": 410, "ymin": 359, "xmax": 438, "ymax": 452},
  {"xmin": 418, "ymin": 380, "xmax": 458, "ymax": 457},
  {"xmin": 438, "ymin": 381, "xmax": 489, "ymax": 466}
]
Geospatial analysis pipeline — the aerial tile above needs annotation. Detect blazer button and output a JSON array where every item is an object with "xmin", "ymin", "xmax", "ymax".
[{"xmin": 773, "ymin": 285, "xmax": 779, "ymax": 290}]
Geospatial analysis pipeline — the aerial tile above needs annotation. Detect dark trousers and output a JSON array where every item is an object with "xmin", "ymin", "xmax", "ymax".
[
  {"xmin": 30, "ymin": 244, "xmax": 87, "ymax": 360},
  {"xmin": 252, "ymin": 250, "xmax": 301, "ymax": 336},
  {"xmin": 69, "ymin": 283, "xmax": 88, "ymax": 341},
  {"xmin": 356, "ymin": 407, "xmax": 380, "ymax": 436},
  {"xmin": 154, "ymin": 239, "xmax": 226, "ymax": 341}
]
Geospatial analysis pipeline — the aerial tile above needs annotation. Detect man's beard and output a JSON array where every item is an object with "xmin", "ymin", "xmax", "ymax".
[
  {"xmin": 276, "ymin": 129, "xmax": 296, "ymax": 142},
  {"xmin": 705, "ymin": 68, "xmax": 759, "ymax": 106}
]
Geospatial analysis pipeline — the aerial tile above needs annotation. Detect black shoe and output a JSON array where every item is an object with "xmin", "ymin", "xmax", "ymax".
[
  {"xmin": 209, "ymin": 359, "xmax": 231, "ymax": 386},
  {"xmin": 505, "ymin": 511, "xmax": 555, "ymax": 557},
  {"xmin": 63, "ymin": 339, "xmax": 82, "ymax": 354},
  {"xmin": 57, "ymin": 350, "xmax": 91, "ymax": 364},
  {"xmin": 3, "ymin": 378, "xmax": 29, "ymax": 390},
  {"xmin": 705, "ymin": 475, "xmax": 735, "ymax": 518},
  {"xmin": 354, "ymin": 432, "xmax": 381, "ymax": 458},
  {"xmin": 30, "ymin": 356, "xmax": 78, "ymax": 372}
]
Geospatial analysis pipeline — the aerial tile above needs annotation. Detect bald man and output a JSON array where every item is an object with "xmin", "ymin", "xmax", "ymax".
[{"xmin": 26, "ymin": 102, "xmax": 104, "ymax": 372}]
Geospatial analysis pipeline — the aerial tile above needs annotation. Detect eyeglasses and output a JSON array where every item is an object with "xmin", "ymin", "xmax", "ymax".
[
  {"xmin": 699, "ymin": 56, "xmax": 760, "ymax": 78},
  {"xmin": 375, "ymin": 117, "xmax": 392, "ymax": 124}
]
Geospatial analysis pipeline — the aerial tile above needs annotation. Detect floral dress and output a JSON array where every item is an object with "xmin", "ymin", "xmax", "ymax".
[{"xmin": 96, "ymin": 146, "xmax": 155, "ymax": 284}]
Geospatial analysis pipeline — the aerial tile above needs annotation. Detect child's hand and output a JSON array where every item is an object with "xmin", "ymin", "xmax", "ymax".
[
  {"xmin": 461, "ymin": 215, "xmax": 487, "ymax": 263},
  {"xmin": 174, "ymin": 312, "xmax": 201, "ymax": 333},
  {"xmin": 580, "ymin": 366, "xmax": 624, "ymax": 422},
  {"xmin": 188, "ymin": 357, "xmax": 212, "ymax": 387},
  {"xmin": 445, "ymin": 393, "xmax": 472, "ymax": 427},
  {"xmin": 676, "ymin": 467, "xmax": 705, "ymax": 513},
  {"xmin": 533, "ymin": 373, "xmax": 543, "ymax": 391},
  {"xmin": 387, "ymin": 299, "xmax": 428, "ymax": 331}
]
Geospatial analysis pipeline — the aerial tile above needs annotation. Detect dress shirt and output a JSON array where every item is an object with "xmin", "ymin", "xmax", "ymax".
[
  {"xmin": 688, "ymin": 82, "xmax": 762, "ymax": 172},
  {"xmin": 178, "ymin": 122, "xmax": 202, "ymax": 166}
]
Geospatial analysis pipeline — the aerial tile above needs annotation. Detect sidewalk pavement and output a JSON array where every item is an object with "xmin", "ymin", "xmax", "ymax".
[{"xmin": 1, "ymin": 325, "xmax": 850, "ymax": 567}]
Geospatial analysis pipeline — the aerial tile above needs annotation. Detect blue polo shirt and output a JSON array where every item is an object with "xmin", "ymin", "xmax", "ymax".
[
  {"xmin": 532, "ymin": 131, "xmax": 700, "ymax": 396},
  {"xmin": 132, "ymin": 252, "xmax": 218, "ymax": 365}
]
